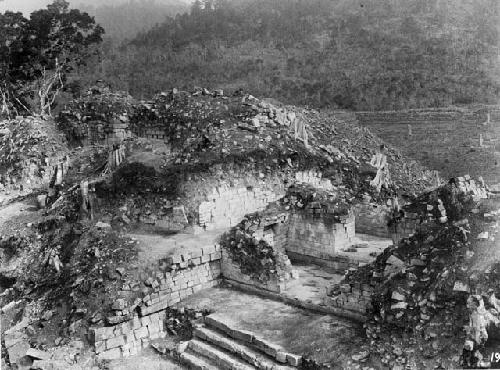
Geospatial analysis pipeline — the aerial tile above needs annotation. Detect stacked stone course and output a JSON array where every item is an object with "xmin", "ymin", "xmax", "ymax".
[
  {"xmin": 130, "ymin": 124, "xmax": 167, "ymax": 140},
  {"xmin": 92, "ymin": 311, "xmax": 167, "ymax": 359},
  {"xmin": 118, "ymin": 250, "xmax": 223, "ymax": 317},
  {"xmin": 198, "ymin": 186, "xmax": 283, "ymax": 229},
  {"xmin": 294, "ymin": 170, "xmax": 334, "ymax": 190},
  {"xmin": 92, "ymin": 248, "xmax": 222, "ymax": 359},
  {"xmin": 286, "ymin": 210, "xmax": 355, "ymax": 271}
]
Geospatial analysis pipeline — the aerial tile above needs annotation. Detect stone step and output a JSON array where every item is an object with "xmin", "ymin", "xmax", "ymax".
[
  {"xmin": 204, "ymin": 315, "xmax": 302, "ymax": 367},
  {"xmin": 180, "ymin": 351, "xmax": 219, "ymax": 370},
  {"xmin": 188, "ymin": 338, "xmax": 256, "ymax": 370},
  {"xmin": 194, "ymin": 326, "xmax": 295, "ymax": 370}
]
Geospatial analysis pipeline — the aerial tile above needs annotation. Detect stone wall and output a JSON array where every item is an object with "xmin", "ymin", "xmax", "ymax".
[
  {"xmin": 92, "ymin": 248, "xmax": 222, "ymax": 359},
  {"xmin": 130, "ymin": 124, "xmax": 167, "ymax": 140},
  {"xmin": 286, "ymin": 211, "xmax": 355, "ymax": 261},
  {"xmin": 353, "ymin": 203, "xmax": 391, "ymax": 238},
  {"xmin": 87, "ymin": 119, "xmax": 132, "ymax": 145},
  {"xmin": 91, "ymin": 311, "xmax": 167, "ymax": 360},
  {"xmin": 294, "ymin": 170, "xmax": 334, "ymax": 191},
  {"xmin": 124, "ymin": 249, "xmax": 222, "ymax": 318},
  {"xmin": 198, "ymin": 186, "xmax": 283, "ymax": 230},
  {"xmin": 61, "ymin": 119, "xmax": 132, "ymax": 146},
  {"xmin": 63, "ymin": 117, "xmax": 166, "ymax": 145},
  {"xmin": 136, "ymin": 260, "xmax": 221, "ymax": 317}
]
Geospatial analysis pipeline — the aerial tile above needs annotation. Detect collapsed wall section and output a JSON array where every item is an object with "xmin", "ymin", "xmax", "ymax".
[
  {"xmin": 91, "ymin": 311, "xmax": 167, "ymax": 360},
  {"xmin": 91, "ymin": 248, "xmax": 222, "ymax": 359},
  {"xmin": 220, "ymin": 213, "xmax": 295, "ymax": 293},
  {"xmin": 323, "ymin": 176, "xmax": 489, "ymax": 318}
]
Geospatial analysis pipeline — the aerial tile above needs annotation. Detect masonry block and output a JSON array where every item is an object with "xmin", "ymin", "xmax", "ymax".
[
  {"xmin": 98, "ymin": 347, "xmax": 122, "ymax": 360},
  {"xmin": 106, "ymin": 335, "xmax": 126, "ymax": 350}
]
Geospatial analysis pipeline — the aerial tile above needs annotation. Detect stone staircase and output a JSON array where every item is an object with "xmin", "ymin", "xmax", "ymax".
[{"xmin": 178, "ymin": 315, "xmax": 301, "ymax": 369}]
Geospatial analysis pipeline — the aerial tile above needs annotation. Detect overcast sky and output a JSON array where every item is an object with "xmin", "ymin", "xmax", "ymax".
[
  {"xmin": 0, "ymin": 0, "xmax": 190, "ymax": 15},
  {"xmin": 0, "ymin": 0, "xmax": 52, "ymax": 15}
]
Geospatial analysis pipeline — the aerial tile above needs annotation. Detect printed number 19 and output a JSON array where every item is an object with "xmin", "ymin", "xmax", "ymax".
[{"xmin": 491, "ymin": 352, "xmax": 500, "ymax": 363}]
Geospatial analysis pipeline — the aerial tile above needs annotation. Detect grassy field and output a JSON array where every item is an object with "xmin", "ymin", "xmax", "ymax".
[{"xmin": 364, "ymin": 119, "xmax": 500, "ymax": 185}]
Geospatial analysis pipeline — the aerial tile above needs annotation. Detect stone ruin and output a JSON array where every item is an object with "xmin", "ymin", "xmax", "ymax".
[{"xmin": 4, "ymin": 87, "xmax": 497, "ymax": 370}]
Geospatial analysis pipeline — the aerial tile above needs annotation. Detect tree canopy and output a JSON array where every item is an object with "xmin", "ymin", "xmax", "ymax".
[{"xmin": 0, "ymin": 0, "xmax": 104, "ymax": 116}]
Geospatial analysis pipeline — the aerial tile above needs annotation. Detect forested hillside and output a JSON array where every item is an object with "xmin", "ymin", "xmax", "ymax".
[
  {"xmin": 81, "ymin": 0, "xmax": 499, "ymax": 110},
  {"xmin": 74, "ymin": 0, "xmax": 187, "ymax": 42}
]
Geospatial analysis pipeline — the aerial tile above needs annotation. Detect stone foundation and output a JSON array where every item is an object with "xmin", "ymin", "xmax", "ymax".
[{"xmin": 286, "ymin": 212, "xmax": 355, "ymax": 262}]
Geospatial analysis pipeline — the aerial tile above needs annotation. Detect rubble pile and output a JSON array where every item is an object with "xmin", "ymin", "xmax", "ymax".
[
  {"xmin": 124, "ymin": 89, "xmax": 435, "ymax": 202},
  {"xmin": 329, "ymin": 177, "xmax": 492, "ymax": 368},
  {"xmin": 58, "ymin": 84, "xmax": 135, "ymax": 145},
  {"xmin": 220, "ymin": 221, "xmax": 287, "ymax": 284},
  {"xmin": 0, "ymin": 195, "xmax": 140, "ymax": 367},
  {"xmin": 0, "ymin": 116, "xmax": 68, "ymax": 201},
  {"xmin": 164, "ymin": 307, "xmax": 211, "ymax": 340},
  {"xmin": 282, "ymin": 184, "xmax": 351, "ymax": 219},
  {"xmin": 0, "ymin": 235, "xmax": 37, "ymax": 286},
  {"xmin": 2, "ymin": 337, "xmax": 94, "ymax": 370}
]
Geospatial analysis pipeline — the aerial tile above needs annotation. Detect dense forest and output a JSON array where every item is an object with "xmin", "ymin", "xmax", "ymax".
[
  {"xmin": 74, "ymin": 0, "xmax": 188, "ymax": 42},
  {"xmin": 78, "ymin": 0, "xmax": 499, "ymax": 111}
]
